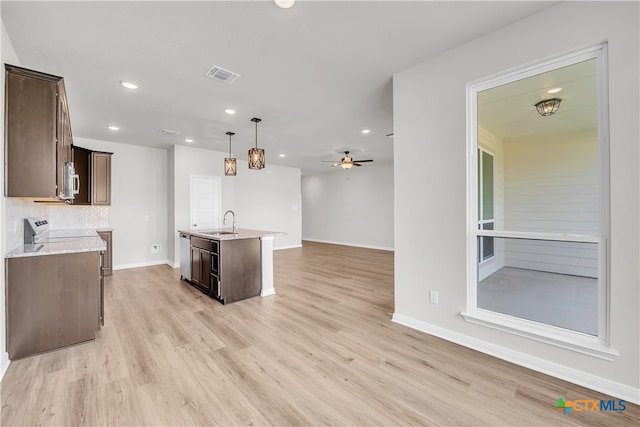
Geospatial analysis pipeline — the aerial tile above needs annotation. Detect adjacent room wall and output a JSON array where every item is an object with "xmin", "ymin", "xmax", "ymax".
[
  {"xmin": 74, "ymin": 137, "xmax": 168, "ymax": 269},
  {"xmin": 503, "ymin": 132, "xmax": 599, "ymax": 277},
  {"xmin": 170, "ymin": 145, "xmax": 302, "ymax": 267},
  {"xmin": 393, "ymin": 1, "xmax": 639, "ymax": 402},
  {"xmin": 301, "ymin": 161, "xmax": 394, "ymax": 250}
]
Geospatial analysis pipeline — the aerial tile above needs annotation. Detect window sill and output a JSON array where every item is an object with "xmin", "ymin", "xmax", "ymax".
[{"xmin": 460, "ymin": 309, "xmax": 619, "ymax": 361}]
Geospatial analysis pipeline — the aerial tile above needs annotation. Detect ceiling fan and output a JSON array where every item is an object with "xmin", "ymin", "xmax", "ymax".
[{"xmin": 323, "ymin": 151, "xmax": 373, "ymax": 169}]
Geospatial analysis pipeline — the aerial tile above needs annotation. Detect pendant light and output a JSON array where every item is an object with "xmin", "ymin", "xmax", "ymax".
[
  {"xmin": 224, "ymin": 131, "xmax": 237, "ymax": 176},
  {"xmin": 248, "ymin": 117, "xmax": 265, "ymax": 170},
  {"xmin": 534, "ymin": 98, "xmax": 562, "ymax": 116}
]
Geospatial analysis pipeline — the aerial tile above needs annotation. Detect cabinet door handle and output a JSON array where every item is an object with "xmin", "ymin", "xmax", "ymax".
[{"xmin": 73, "ymin": 174, "xmax": 80, "ymax": 195}]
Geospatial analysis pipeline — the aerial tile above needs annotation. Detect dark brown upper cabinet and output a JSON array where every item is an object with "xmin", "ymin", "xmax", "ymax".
[
  {"xmin": 4, "ymin": 64, "xmax": 74, "ymax": 202},
  {"xmin": 72, "ymin": 145, "xmax": 112, "ymax": 206}
]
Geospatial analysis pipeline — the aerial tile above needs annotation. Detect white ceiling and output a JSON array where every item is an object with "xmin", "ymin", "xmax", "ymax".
[{"xmin": 2, "ymin": 1, "xmax": 556, "ymax": 174}]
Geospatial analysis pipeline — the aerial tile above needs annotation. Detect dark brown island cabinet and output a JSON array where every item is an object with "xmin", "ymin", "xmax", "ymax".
[
  {"xmin": 5, "ymin": 251, "xmax": 103, "ymax": 360},
  {"xmin": 72, "ymin": 146, "xmax": 112, "ymax": 206},
  {"xmin": 97, "ymin": 230, "xmax": 113, "ymax": 276},
  {"xmin": 4, "ymin": 64, "xmax": 73, "ymax": 202},
  {"xmin": 189, "ymin": 237, "xmax": 261, "ymax": 304}
]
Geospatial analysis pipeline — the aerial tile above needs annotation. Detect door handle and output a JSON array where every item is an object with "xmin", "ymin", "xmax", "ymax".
[{"xmin": 73, "ymin": 174, "xmax": 80, "ymax": 195}]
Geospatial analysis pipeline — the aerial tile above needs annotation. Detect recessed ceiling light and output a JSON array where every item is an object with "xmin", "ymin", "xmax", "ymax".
[
  {"xmin": 106, "ymin": 125, "xmax": 119, "ymax": 131},
  {"xmin": 547, "ymin": 87, "xmax": 562, "ymax": 94},
  {"xmin": 274, "ymin": 0, "xmax": 295, "ymax": 9},
  {"xmin": 279, "ymin": 154, "xmax": 286, "ymax": 158},
  {"xmin": 361, "ymin": 129, "xmax": 371, "ymax": 134},
  {"xmin": 185, "ymin": 138, "xmax": 194, "ymax": 143},
  {"xmin": 224, "ymin": 109, "xmax": 236, "ymax": 115},
  {"xmin": 120, "ymin": 81, "xmax": 138, "ymax": 90}
]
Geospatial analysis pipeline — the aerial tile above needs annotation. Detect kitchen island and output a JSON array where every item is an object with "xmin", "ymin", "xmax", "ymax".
[{"xmin": 178, "ymin": 228, "xmax": 284, "ymax": 303}]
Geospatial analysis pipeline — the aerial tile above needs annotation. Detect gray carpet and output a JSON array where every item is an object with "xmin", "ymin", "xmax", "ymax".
[{"xmin": 478, "ymin": 267, "xmax": 598, "ymax": 335}]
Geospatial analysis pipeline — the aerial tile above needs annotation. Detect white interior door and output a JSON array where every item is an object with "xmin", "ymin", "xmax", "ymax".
[{"xmin": 190, "ymin": 175, "xmax": 221, "ymax": 229}]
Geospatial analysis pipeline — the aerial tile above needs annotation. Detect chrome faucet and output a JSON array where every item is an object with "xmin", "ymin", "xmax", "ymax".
[{"xmin": 223, "ymin": 210, "xmax": 237, "ymax": 233}]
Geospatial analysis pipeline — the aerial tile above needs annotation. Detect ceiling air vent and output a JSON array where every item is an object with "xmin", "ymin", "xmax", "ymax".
[
  {"xmin": 204, "ymin": 65, "xmax": 240, "ymax": 84},
  {"xmin": 159, "ymin": 128, "xmax": 180, "ymax": 137}
]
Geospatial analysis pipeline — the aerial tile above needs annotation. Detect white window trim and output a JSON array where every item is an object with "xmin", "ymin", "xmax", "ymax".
[{"xmin": 464, "ymin": 44, "xmax": 613, "ymax": 359}]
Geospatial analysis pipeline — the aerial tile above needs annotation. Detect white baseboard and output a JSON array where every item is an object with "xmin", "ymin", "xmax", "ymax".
[
  {"xmin": 392, "ymin": 313, "xmax": 640, "ymax": 405},
  {"xmin": 274, "ymin": 244, "xmax": 302, "ymax": 251},
  {"xmin": 0, "ymin": 352, "xmax": 9, "ymax": 382},
  {"xmin": 113, "ymin": 259, "xmax": 172, "ymax": 271},
  {"xmin": 302, "ymin": 238, "xmax": 394, "ymax": 252},
  {"xmin": 261, "ymin": 289, "xmax": 276, "ymax": 297},
  {"xmin": 167, "ymin": 260, "xmax": 179, "ymax": 268}
]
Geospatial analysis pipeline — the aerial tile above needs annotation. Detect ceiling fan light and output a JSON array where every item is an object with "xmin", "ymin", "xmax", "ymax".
[
  {"xmin": 341, "ymin": 162, "xmax": 353, "ymax": 170},
  {"xmin": 535, "ymin": 98, "xmax": 562, "ymax": 116}
]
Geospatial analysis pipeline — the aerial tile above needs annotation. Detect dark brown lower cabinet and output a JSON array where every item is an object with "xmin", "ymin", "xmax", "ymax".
[
  {"xmin": 188, "ymin": 236, "xmax": 260, "ymax": 304},
  {"xmin": 190, "ymin": 245, "xmax": 211, "ymax": 292},
  {"xmin": 6, "ymin": 251, "xmax": 101, "ymax": 360}
]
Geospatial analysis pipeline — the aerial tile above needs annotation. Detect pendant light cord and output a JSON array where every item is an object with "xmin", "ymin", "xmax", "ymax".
[{"xmin": 226, "ymin": 131, "xmax": 235, "ymax": 156}]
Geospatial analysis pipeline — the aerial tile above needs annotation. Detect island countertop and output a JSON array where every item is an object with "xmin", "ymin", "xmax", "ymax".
[{"xmin": 178, "ymin": 228, "xmax": 285, "ymax": 241}]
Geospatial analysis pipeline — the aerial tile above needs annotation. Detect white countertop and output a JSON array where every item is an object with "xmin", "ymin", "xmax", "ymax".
[
  {"xmin": 179, "ymin": 228, "xmax": 285, "ymax": 241},
  {"xmin": 6, "ymin": 229, "xmax": 108, "ymax": 258}
]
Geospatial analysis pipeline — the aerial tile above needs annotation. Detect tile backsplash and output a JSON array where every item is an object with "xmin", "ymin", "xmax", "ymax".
[
  {"xmin": 4, "ymin": 199, "xmax": 110, "ymax": 254},
  {"xmin": 48, "ymin": 205, "xmax": 110, "ymax": 230}
]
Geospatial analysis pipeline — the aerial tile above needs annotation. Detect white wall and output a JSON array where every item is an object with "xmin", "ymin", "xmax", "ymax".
[
  {"xmin": 170, "ymin": 145, "xmax": 301, "ymax": 266},
  {"xmin": 0, "ymin": 16, "xmax": 15, "ymax": 379},
  {"xmin": 0, "ymin": 17, "xmax": 36, "ymax": 379},
  {"xmin": 504, "ymin": 132, "xmax": 599, "ymax": 277},
  {"xmin": 393, "ymin": 1, "xmax": 639, "ymax": 401},
  {"xmin": 74, "ymin": 137, "xmax": 168, "ymax": 269},
  {"xmin": 301, "ymin": 162, "xmax": 394, "ymax": 250}
]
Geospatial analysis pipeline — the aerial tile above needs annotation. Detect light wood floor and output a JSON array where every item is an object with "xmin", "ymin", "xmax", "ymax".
[{"xmin": 1, "ymin": 241, "xmax": 638, "ymax": 426}]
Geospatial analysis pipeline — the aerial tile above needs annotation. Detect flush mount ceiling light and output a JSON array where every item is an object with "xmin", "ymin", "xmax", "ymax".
[
  {"xmin": 248, "ymin": 118, "xmax": 265, "ymax": 170},
  {"xmin": 274, "ymin": 0, "xmax": 295, "ymax": 9},
  {"xmin": 535, "ymin": 98, "xmax": 562, "ymax": 117},
  {"xmin": 224, "ymin": 131, "xmax": 237, "ymax": 176},
  {"xmin": 120, "ymin": 81, "xmax": 138, "ymax": 90},
  {"xmin": 547, "ymin": 87, "xmax": 563, "ymax": 94}
]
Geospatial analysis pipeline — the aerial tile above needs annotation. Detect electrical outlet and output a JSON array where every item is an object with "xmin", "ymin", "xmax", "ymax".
[
  {"xmin": 151, "ymin": 244, "xmax": 161, "ymax": 253},
  {"xmin": 429, "ymin": 290, "xmax": 439, "ymax": 305}
]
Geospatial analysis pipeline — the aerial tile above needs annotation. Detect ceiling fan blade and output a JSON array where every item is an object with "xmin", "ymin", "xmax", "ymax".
[
  {"xmin": 330, "ymin": 163, "xmax": 340, "ymax": 167},
  {"xmin": 322, "ymin": 160, "xmax": 338, "ymax": 162},
  {"xmin": 352, "ymin": 163, "xmax": 362, "ymax": 167},
  {"xmin": 353, "ymin": 159, "xmax": 373, "ymax": 163}
]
